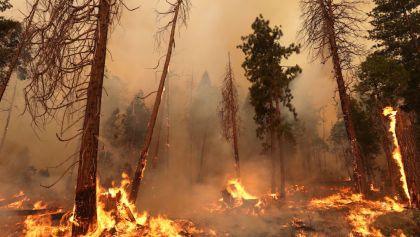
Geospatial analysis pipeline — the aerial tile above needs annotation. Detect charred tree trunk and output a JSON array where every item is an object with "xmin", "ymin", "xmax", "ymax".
[
  {"xmin": 0, "ymin": 79, "xmax": 17, "ymax": 153},
  {"xmin": 72, "ymin": 0, "xmax": 110, "ymax": 235},
  {"xmin": 395, "ymin": 109, "xmax": 420, "ymax": 207},
  {"xmin": 0, "ymin": 0, "xmax": 39, "ymax": 102},
  {"xmin": 129, "ymin": 1, "xmax": 181, "ymax": 203},
  {"xmin": 320, "ymin": 0, "xmax": 368, "ymax": 194}
]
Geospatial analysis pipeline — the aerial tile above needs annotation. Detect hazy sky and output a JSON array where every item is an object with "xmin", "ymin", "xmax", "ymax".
[{"xmin": 2, "ymin": 0, "xmax": 341, "ymax": 167}]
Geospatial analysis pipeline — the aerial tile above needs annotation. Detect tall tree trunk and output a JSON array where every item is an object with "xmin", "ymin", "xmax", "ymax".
[
  {"xmin": 227, "ymin": 55, "xmax": 240, "ymax": 178},
  {"xmin": 0, "ymin": 79, "xmax": 17, "ymax": 153},
  {"xmin": 72, "ymin": 0, "xmax": 110, "ymax": 235},
  {"xmin": 275, "ymin": 100, "xmax": 285, "ymax": 198},
  {"xmin": 165, "ymin": 77, "xmax": 170, "ymax": 170},
  {"xmin": 129, "ymin": 1, "xmax": 181, "ymax": 203},
  {"xmin": 0, "ymin": 0, "xmax": 39, "ymax": 102},
  {"xmin": 320, "ymin": 0, "xmax": 368, "ymax": 194},
  {"xmin": 395, "ymin": 109, "xmax": 420, "ymax": 207},
  {"xmin": 270, "ymin": 129, "xmax": 276, "ymax": 194}
]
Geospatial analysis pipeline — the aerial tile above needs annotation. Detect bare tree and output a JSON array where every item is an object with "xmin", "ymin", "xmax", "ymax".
[
  {"xmin": 219, "ymin": 53, "xmax": 240, "ymax": 178},
  {"xmin": 23, "ymin": 0, "xmax": 120, "ymax": 234},
  {"xmin": 0, "ymin": 0, "xmax": 39, "ymax": 102},
  {"xmin": 129, "ymin": 0, "xmax": 191, "ymax": 203},
  {"xmin": 299, "ymin": 0, "xmax": 369, "ymax": 194}
]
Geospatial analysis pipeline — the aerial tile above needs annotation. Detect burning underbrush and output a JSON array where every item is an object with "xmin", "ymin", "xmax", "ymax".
[
  {"xmin": 205, "ymin": 178, "xmax": 279, "ymax": 215},
  {"xmin": 309, "ymin": 188, "xmax": 418, "ymax": 237},
  {"xmin": 1, "ymin": 177, "xmax": 419, "ymax": 237},
  {"xmin": 1, "ymin": 173, "xmax": 217, "ymax": 237}
]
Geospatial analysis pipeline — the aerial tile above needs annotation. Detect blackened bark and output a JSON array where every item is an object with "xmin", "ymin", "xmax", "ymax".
[{"xmin": 72, "ymin": 0, "xmax": 110, "ymax": 235}]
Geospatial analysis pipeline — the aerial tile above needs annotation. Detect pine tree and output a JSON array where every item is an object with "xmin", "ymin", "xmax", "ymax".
[{"xmin": 238, "ymin": 15, "xmax": 301, "ymax": 196}]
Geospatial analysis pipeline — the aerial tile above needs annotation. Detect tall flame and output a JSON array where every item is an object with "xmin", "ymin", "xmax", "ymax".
[{"xmin": 383, "ymin": 107, "xmax": 411, "ymax": 204}]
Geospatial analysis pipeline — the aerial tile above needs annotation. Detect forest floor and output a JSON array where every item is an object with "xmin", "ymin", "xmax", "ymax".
[{"xmin": 0, "ymin": 183, "xmax": 419, "ymax": 236}]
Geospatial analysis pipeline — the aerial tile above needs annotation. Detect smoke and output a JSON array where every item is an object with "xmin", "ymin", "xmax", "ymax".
[{"xmin": 0, "ymin": 0, "xmax": 360, "ymax": 234}]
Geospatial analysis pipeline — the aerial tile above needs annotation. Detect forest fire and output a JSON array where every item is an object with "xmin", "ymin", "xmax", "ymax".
[
  {"xmin": 1, "ymin": 0, "xmax": 419, "ymax": 236},
  {"xmin": 383, "ymin": 107, "xmax": 411, "ymax": 205}
]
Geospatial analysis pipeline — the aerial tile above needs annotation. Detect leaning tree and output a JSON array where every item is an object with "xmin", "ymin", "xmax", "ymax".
[
  {"xmin": 299, "ymin": 0, "xmax": 369, "ymax": 194},
  {"xmin": 219, "ymin": 53, "xmax": 241, "ymax": 178},
  {"xmin": 23, "ymin": 0, "xmax": 120, "ymax": 235},
  {"xmin": 129, "ymin": 0, "xmax": 191, "ymax": 203}
]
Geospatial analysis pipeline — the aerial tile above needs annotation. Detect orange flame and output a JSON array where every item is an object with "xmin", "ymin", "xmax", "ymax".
[
  {"xmin": 23, "ymin": 173, "xmax": 210, "ymax": 236},
  {"xmin": 310, "ymin": 188, "xmax": 405, "ymax": 236},
  {"xmin": 383, "ymin": 107, "xmax": 411, "ymax": 204},
  {"xmin": 226, "ymin": 179, "xmax": 257, "ymax": 200}
]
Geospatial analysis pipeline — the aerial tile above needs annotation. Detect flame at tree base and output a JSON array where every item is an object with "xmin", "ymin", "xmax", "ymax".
[{"xmin": 22, "ymin": 173, "xmax": 215, "ymax": 237}]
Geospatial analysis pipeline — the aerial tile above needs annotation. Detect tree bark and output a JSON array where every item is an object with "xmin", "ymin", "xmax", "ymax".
[
  {"xmin": 395, "ymin": 109, "xmax": 420, "ymax": 207},
  {"xmin": 72, "ymin": 0, "xmax": 110, "ymax": 235},
  {"xmin": 320, "ymin": 0, "xmax": 368, "ymax": 194},
  {"xmin": 270, "ymin": 128, "xmax": 276, "ymax": 194},
  {"xmin": 227, "ymin": 55, "xmax": 240, "ymax": 178},
  {"xmin": 0, "ymin": 0, "xmax": 39, "ymax": 102},
  {"xmin": 275, "ymin": 100, "xmax": 285, "ymax": 198},
  {"xmin": 129, "ymin": 0, "xmax": 181, "ymax": 203}
]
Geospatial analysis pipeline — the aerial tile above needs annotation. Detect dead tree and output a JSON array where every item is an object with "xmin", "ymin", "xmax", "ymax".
[
  {"xmin": 219, "ymin": 53, "xmax": 240, "ymax": 178},
  {"xmin": 23, "ymin": 0, "xmax": 119, "ymax": 235},
  {"xmin": 129, "ymin": 0, "xmax": 190, "ymax": 203},
  {"xmin": 0, "ymin": 0, "xmax": 39, "ymax": 102},
  {"xmin": 299, "ymin": 0, "xmax": 369, "ymax": 194}
]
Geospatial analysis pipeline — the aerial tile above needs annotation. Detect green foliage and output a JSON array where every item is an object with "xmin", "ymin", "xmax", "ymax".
[
  {"xmin": 0, "ymin": 0, "xmax": 12, "ymax": 12},
  {"xmin": 369, "ymin": 0, "xmax": 420, "ymax": 148},
  {"xmin": 369, "ymin": 0, "xmax": 419, "ymax": 111},
  {"xmin": 356, "ymin": 53, "xmax": 409, "ymax": 105},
  {"xmin": 0, "ymin": 0, "xmax": 27, "ymax": 80},
  {"xmin": 350, "ymin": 99, "xmax": 381, "ymax": 159},
  {"xmin": 238, "ymin": 15, "xmax": 301, "ymax": 142},
  {"xmin": 104, "ymin": 91, "xmax": 150, "ymax": 150}
]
